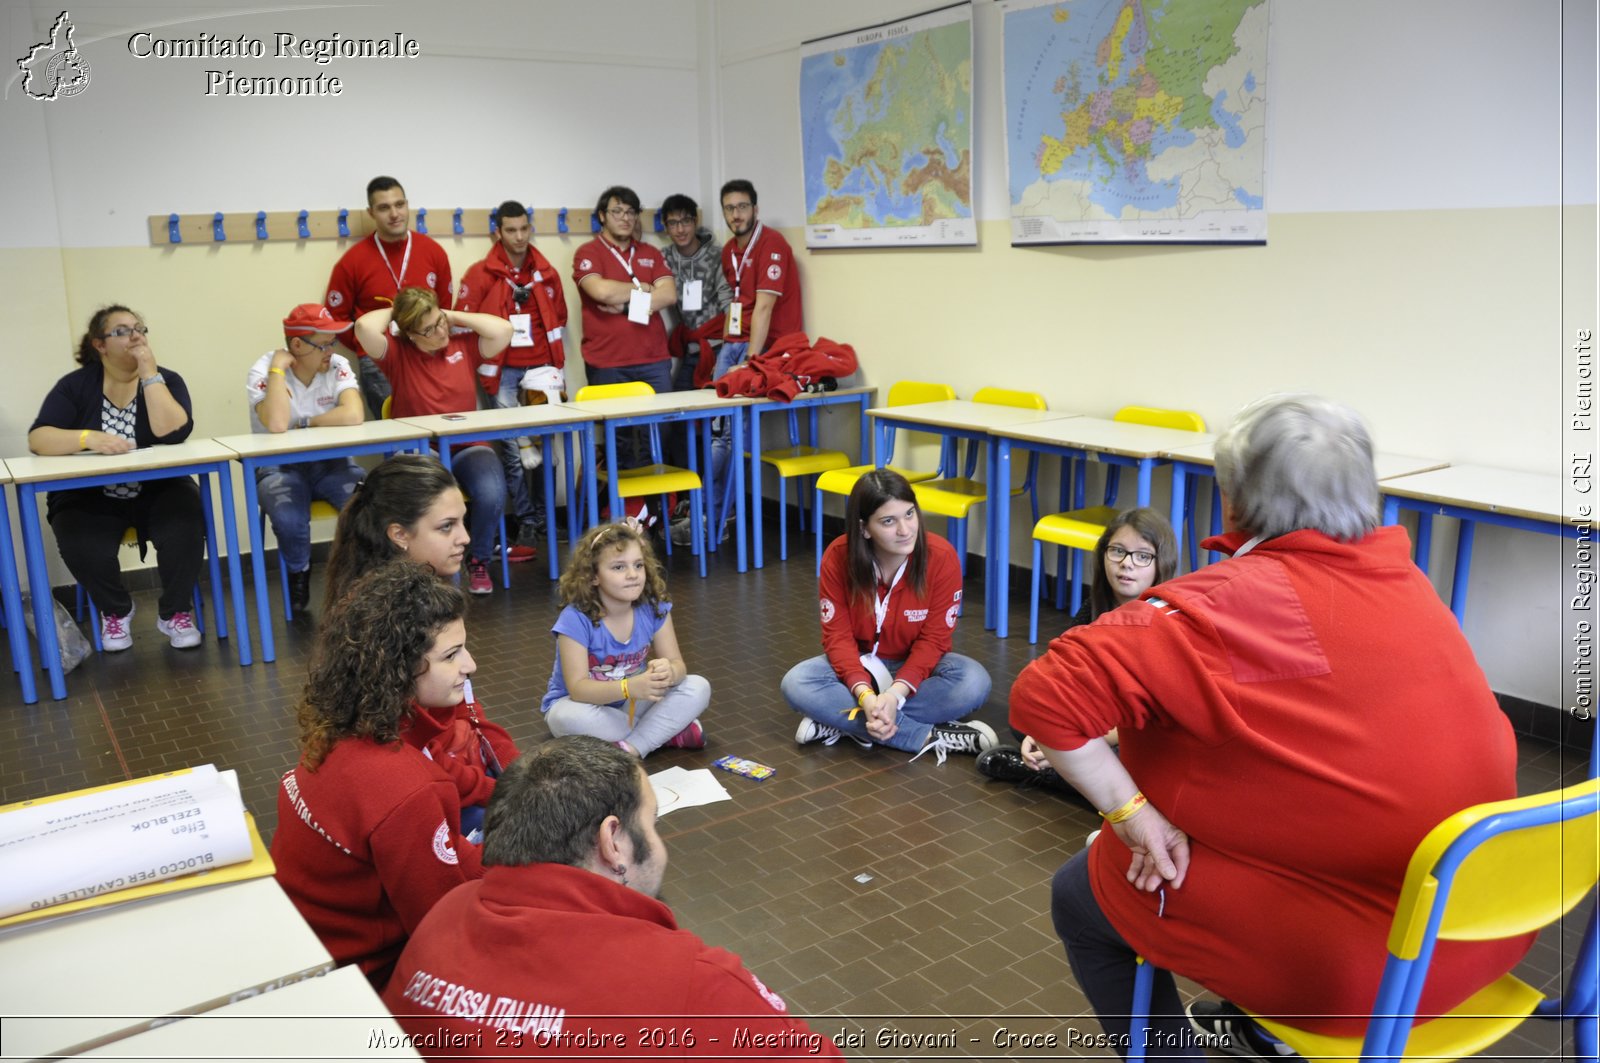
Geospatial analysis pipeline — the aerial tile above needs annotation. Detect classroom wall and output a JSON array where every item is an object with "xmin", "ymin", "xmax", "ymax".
[
  {"xmin": 2, "ymin": 0, "xmax": 1596, "ymax": 713},
  {"xmin": 710, "ymin": 0, "xmax": 1598, "ymax": 711}
]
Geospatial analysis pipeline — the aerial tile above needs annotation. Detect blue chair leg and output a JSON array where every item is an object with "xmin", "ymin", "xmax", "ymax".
[
  {"xmin": 815, "ymin": 485, "xmax": 826, "ymax": 576},
  {"xmin": 1128, "ymin": 957, "xmax": 1154, "ymax": 1063},
  {"xmin": 499, "ymin": 515, "xmax": 511, "ymax": 588},
  {"xmin": 1069, "ymin": 548, "xmax": 1085, "ymax": 616},
  {"xmin": 1029, "ymin": 540, "xmax": 1044, "ymax": 644},
  {"xmin": 778, "ymin": 476, "xmax": 790, "ymax": 562}
]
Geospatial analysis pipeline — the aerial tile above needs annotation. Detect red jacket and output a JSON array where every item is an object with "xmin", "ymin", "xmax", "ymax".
[
  {"xmin": 271, "ymin": 701, "xmax": 517, "ymax": 987},
  {"xmin": 817, "ymin": 533, "xmax": 964, "ymax": 694},
  {"xmin": 381, "ymin": 863, "xmax": 841, "ymax": 1059},
  {"xmin": 456, "ymin": 242, "xmax": 568, "ymax": 370},
  {"xmin": 712, "ymin": 333, "xmax": 858, "ymax": 401},
  {"xmin": 1009, "ymin": 527, "xmax": 1530, "ymax": 1035}
]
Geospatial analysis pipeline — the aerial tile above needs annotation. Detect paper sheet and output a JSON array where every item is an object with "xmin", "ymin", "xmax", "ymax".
[{"xmin": 649, "ymin": 766, "xmax": 732, "ymax": 817}]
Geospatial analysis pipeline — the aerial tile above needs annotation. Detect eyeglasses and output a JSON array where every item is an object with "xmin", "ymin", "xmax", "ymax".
[
  {"xmin": 410, "ymin": 314, "xmax": 448, "ymax": 340},
  {"xmin": 664, "ymin": 217, "xmax": 696, "ymax": 230},
  {"xmin": 722, "ymin": 201, "xmax": 755, "ymax": 215},
  {"xmin": 298, "ymin": 335, "xmax": 336, "ymax": 353},
  {"xmin": 605, "ymin": 207, "xmax": 638, "ymax": 221},
  {"xmin": 101, "ymin": 325, "xmax": 149, "ymax": 339},
  {"xmin": 1105, "ymin": 545, "xmax": 1156, "ymax": 568}
]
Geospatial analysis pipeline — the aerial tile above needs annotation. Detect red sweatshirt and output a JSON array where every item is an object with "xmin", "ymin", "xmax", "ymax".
[
  {"xmin": 817, "ymin": 533, "xmax": 964, "ymax": 693},
  {"xmin": 1010, "ymin": 527, "xmax": 1530, "ymax": 1035}
]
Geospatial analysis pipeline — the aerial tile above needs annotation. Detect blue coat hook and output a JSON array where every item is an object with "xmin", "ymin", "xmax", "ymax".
[
  {"xmin": 338, "ymin": 208, "xmax": 350, "ymax": 238},
  {"xmin": 297, "ymin": 210, "xmax": 310, "ymax": 239},
  {"xmin": 416, "ymin": 207, "xmax": 428, "ymax": 235},
  {"xmin": 167, "ymin": 213, "xmax": 182, "ymax": 244},
  {"xmin": 527, "ymin": 204, "xmax": 535, "ymax": 234},
  {"xmin": 488, "ymin": 209, "xmax": 499, "ymax": 234},
  {"xmin": 255, "ymin": 211, "xmax": 268, "ymax": 240},
  {"xmin": 653, "ymin": 209, "xmax": 663, "ymax": 233},
  {"xmin": 557, "ymin": 208, "xmax": 569, "ymax": 234},
  {"xmin": 452, "ymin": 208, "xmax": 464, "ymax": 235},
  {"xmin": 590, "ymin": 211, "xmax": 600, "ymax": 234},
  {"xmin": 212, "ymin": 212, "xmax": 226, "ymax": 242}
]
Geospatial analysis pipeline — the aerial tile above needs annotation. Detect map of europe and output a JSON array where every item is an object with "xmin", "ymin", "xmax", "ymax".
[
  {"xmin": 800, "ymin": 5, "xmax": 975, "ymax": 248},
  {"xmin": 1003, "ymin": 0, "xmax": 1267, "ymax": 243}
]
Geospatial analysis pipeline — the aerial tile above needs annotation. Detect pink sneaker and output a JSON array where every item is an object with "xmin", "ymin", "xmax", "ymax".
[
  {"xmin": 466, "ymin": 558, "xmax": 492, "ymax": 595},
  {"xmin": 100, "ymin": 604, "xmax": 134, "ymax": 652},
  {"xmin": 665, "ymin": 721, "xmax": 705, "ymax": 750},
  {"xmin": 156, "ymin": 610, "xmax": 202, "ymax": 649}
]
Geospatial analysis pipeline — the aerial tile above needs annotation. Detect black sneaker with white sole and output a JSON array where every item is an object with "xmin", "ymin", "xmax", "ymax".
[
  {"xmin": 1185, "ymin": 1000, "xmax": 1300, "ymax": 1059},
  {"xmin": 910, "ymin": 720, "xmax": 999, "ymax": 764}
]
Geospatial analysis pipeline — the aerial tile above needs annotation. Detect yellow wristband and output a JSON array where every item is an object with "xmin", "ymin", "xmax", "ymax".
[
  {"xmin": 1102, "ymin": 791, "xmax": 1147, "ymax": 825},
  {"xmin": 620, "ymin": 676, "xmax": 630, "ymax": 700},
  {"xmin": 269, "ymin": 366, "xmax": 287, "ymax": 377},
  {"xmin": 856, "ymin": 687, "xmax": 872, "ymax": 708},
  {"xmin": 78, "ymin": 429, "xmax": 89, "ymax": 450}
]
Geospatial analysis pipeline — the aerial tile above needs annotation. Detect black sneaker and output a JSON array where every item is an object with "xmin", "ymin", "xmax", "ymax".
[
  {"xmin": 1186, "ymin": 1001, "xmax": 1300, "ymax": 1059},
  {"xmin": 515, "ymin": 522, "xmax": 544, "ymax": 549},
  {"xmin": 976, "ymin": 746, "xmax": 1040, "ymax": 784},
  {"xmin": 288, "ymin": 569, "xmax": 312, "ymax": 615},
  {"xmin": 911, "ymin": 720, "xmax": 998, "ymax": 764}
]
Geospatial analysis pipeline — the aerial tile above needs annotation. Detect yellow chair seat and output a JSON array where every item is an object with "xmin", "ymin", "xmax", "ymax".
[
  {"xmin": 1253, "ymin": 973, "xmax": 1544, "ymax": 1063},
  {"xmin": 761, "ymin": 446, "xmax": 851, "ymax": 479},
  {"xmin": 1032, "ymin": 506, "xmax": 1118, "ymax": 551},
  {"xmin": 602, "ymin": 464, "xmax": 703, "ymax": 498},
  {"xmin": 914, "ymin": 477, "xmax": 987, "ymax": 518},
  {"xmin": 309, "ymin": 500, "xmax": 340, "ymax": 521},
  {"xmin": 816, "ymin": 464, "xmax": 936, "ymax": 498}
]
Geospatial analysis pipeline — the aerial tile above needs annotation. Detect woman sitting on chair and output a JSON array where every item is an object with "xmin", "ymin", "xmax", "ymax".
[
  {"xmin": 1011, "ymin": 395, "xmax": 1530, "ymax": 1058},
  {"xmin": 27, "ymin": 305, "xmax": 205, "ymax": 651},
  {"xmin": 781, "ymin": 469, "xmax": 995, "ymax": 763}
]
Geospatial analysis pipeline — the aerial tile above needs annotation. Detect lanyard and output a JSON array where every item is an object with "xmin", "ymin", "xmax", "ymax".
[
  {"xmin": 729, "ymin": 222, "xmax": 764, "ymax": 299},
  {"xmin": 602, "ymin": 237, "xmax": 639, "ymax": 287},
  {"xmin": 375, "ymin": 232, "xmax": 413, "ymax": 292},
  {"xmin": 869, "ymin": 557, "xmax": 908, "ymax": 656}
]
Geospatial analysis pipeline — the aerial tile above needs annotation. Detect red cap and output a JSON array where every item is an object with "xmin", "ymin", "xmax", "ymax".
[{"xmin": 282, "ymin": 304, "xmax": 351, "ymax": 335}]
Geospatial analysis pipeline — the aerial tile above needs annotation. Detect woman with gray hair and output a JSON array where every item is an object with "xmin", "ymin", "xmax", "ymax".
[{"xmin": 1009, "ymin": 394, "xmax": 1527, "ymax": 1058}]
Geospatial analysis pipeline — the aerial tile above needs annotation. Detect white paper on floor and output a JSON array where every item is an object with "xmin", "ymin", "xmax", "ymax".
[{"xmin": 649, "ymin": 766, "xmax": 732, "ymax": 817}]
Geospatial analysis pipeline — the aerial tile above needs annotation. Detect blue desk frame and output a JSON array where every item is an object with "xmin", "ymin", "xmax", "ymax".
[
  {"xmin": 747, "ymin": 389, "xmax": 874, "ymax": 570},
  {"xmin": 14, "ymin": 459, "xmax": 248, "ymax": 701},
  {"xmin": 233, "ymin": 435, "xmax": 429, "ymax": 663},
  {"xmin": 1, "ymin": 484, "xmax": 37, "ymax": 704},
  {"xmin": 1380, "ymin": 493, "xmax": 1576, "ymax": 624},
  {"xmin": 580, "ymin": 403, "xmax": 746, "ymax": 575}
]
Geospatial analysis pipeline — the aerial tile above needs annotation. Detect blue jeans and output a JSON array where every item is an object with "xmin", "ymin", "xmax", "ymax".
[
  {"xmin": 1052, "ymin": 850, "xmax": 1204, "ymax": 1059},
  {"xmin": 256, "ymin": 459, "xmax": 365, "ymax": 573},
  {"xmin": 448, "ymin": 444, "xmax": 507, "ymax": 563},
  {"xmin": 585, "ymin": 360, "xmax": 673, "ymax": 471},
  {"xmin": 780, "ymin": 652, "xmax": 992, "ymax": 753},
  {"xmin": 492, "ymin": 368, "xmax": 543, "ymax": 529}
]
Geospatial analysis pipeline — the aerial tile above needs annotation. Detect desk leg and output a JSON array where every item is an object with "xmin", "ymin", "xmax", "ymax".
[
  {"xmin": 1136, "ymin": 459, "xmax": 1154, "ymax": 507},
  {"xmin": 0, "ymin": 488, "xmax": 38, "ymax": 703},
  {"xmin": 604, "ymin": 422, "xmax": 624, "ymax": 528},
  {"xmin": 196, "ymin": 474, "xmax": 229, "ymax": 642},
  {"xmin": 1414, "ymin": 512, "xmax": 1434, "ymax": 574},
  {"xmin": 240, "ymin": 464, "xmax": 275, "ymax": 663},
  {"xmin": 733, "ymin": 406, "xmax": 747, "ymax": 573},
  {"xmin": 1382, "ymin": 496, "xmax": 1400, "ymax": 525},
  {"xmin": 18, "ymin": 484, "xmax": 66, "ymax": 700},
  {"xmin": 1169, "ymin": 466, "xmax": 1188, "ymax": 568},
  {"xmin": 541, "ymin": 436, "xmax": 560, "ymax": 581},
  {"xmin": 579, "ymin": 426, "xmax": 600, "ymax": 529},
  {"xmin": 993, "ymin": 439, "xmax": 1013, "ymax": 638},
  {"xmin": 212, "ymin": 468, "xmax": 252, "ymax": 666},
  {"xmin": 1449, "ymin": 519, "xmax": 1475, "ymax": 625},
  {"xmin": 750, "ymin": 407, "xmax": 765, "ymax": 570}
]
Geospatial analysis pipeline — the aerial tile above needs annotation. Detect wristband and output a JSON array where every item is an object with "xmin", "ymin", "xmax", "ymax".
[
  {"xmin": 856, "ymin": 687, "xmax": 872, "ymax": 708},
  {"xmin": 268, "ymin": 366, "xmax": 287, "ymax": 377},
  {"xmin": 78, "ymin": 429, "xmax": 89, "ymax": 450},
  {"xmin": 620, "ymin": 676, "xmax": 630, "ymax": 700},
  {"xmin": 137, "ymin": 371, "xmax": 165, "ymax": 390},
  {"xmin": 1101, "ymin": 791, "xmax": 1148, "ymax": 825}
]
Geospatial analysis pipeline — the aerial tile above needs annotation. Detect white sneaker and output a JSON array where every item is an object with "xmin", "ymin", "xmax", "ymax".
[
  {"xmin": 156, "ymin": 610, "xmax": 202, "ymax": 649},
  {"xmin": 794, "ymin": 718, "xmax": 872, "ymax": 749},
  {"xmin": 100, "ymin": 603, "xmax": 133, "ymax": 652}
]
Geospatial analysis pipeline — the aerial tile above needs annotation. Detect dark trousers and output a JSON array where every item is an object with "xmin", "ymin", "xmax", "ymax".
[
  {"xmin": 584, "ymin": 360, "xmax": 674, "ymax": 472},
  {"xmin": 356, "ymin": 354, "xmax": 392, "ymax": 420},
  {"xmin": 49, "ymin": 478, "xmax": 206, "ymax": 619},
  {"xmin": 1051, "ymin": 849, "xmax": 1203, "ymax": 1060}
]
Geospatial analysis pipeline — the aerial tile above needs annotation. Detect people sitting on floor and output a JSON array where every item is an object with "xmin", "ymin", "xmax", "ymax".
[
  {"xmin": 782, "ymin": 469, "xmax": 996, "ymax": 763},
  {"xmin": 1010, "ymin": 394, "xmax": 1530, "ymax": 1059},
  {"xmin": 380, "ymin": 736, "xmax": 841, "ymax": 1058}
]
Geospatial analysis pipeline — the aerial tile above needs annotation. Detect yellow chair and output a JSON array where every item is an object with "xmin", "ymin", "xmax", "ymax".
[
  {"xmin": 813, "ymin": 380, "xmax": 957, "ymax": 572},
  {"xmin": 1130, "ymin": 777, "xmax": 1600, "ymax": 1063},
  {"xmin": 1028, "ymin": 405, "xmax": 1205, "ymax": 643},
  {"xmin": 756, "ymin": 408, "xmax": 852, "ymax": 564},
  {"xmin": 576, "ymin": 382, "xmax": 709, "ymax": 578},
  {"xmin": 912, "ymin": 387, "xmax": 1046, "ymax": 576}
]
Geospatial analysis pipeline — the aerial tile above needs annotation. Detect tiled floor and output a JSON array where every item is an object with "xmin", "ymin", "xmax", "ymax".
[{"xmin": 2, "ymin": 521, "xmax": 1593, "ymax": 1060}]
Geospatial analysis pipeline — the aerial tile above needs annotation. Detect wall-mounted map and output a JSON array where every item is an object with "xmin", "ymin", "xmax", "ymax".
[
  {"xmin": 1003, "ymin": 0, "xmax": 1268, "ymax": 244},
  {"xmin": 800, "ymin": 3, "xmax": 976, "ymax": 248}
]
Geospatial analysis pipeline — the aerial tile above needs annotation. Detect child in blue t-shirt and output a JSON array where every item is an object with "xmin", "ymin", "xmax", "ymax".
[{"xmin": 541, "ymin": 520, "xmax": 710, "ymax": 756}]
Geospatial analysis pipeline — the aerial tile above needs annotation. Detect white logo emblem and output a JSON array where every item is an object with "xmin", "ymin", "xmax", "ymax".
[
  {"xmin": 945, "ymin": 604, "xmax": 959, "ymax": 628},
  {"xmin": 766, "ymin": 264, "xmax": 782, "ymax": 280},
  {"xmin": 457, "ymin": 282, "xmax": 468, "ymax": 299},
  {"xmin": 426, "ymin": 271, "xmax": 438, "ymax": 289},
  {"xmin": 579, "ymin": 258, "xmax": 592, "ymax": 271},
  {"xmin": 820, "ymin": 597, "xmax": 835, "ymax": 624},
  {"xmin": 18, "ymin": 12, "xmax": 91, "ymax": 101},
  {"xmin": 327, "ymin": 290, "xmax": 344, "ymax": 308},
  {"xmin": 905, "ymin": 609, "xmax": 928, "ymax": 622},
  {"xmin": 431, "ymin": 821, "xmax": 459, "ymax": 864},
  {"xmin": 445, "ymin": 351, "xmax": 464, "ymax": 364},
  {"xmin": 749, "ymin": 972, "xmax": 787, "ymax": 1013}
]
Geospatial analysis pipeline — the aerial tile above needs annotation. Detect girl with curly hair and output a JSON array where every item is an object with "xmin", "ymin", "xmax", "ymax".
[
  {"xmin": 271, "ymin": 561, "xmax": 518, "ymax": 987},
  {"xmin": 539, "ymin": 520, "xmax": 709, "ymax": 756}
]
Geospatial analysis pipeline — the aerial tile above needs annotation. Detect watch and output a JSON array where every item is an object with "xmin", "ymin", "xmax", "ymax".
[{"xmin": 137, "ymin": 371, "xmax": 165, "ymax": 390}]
